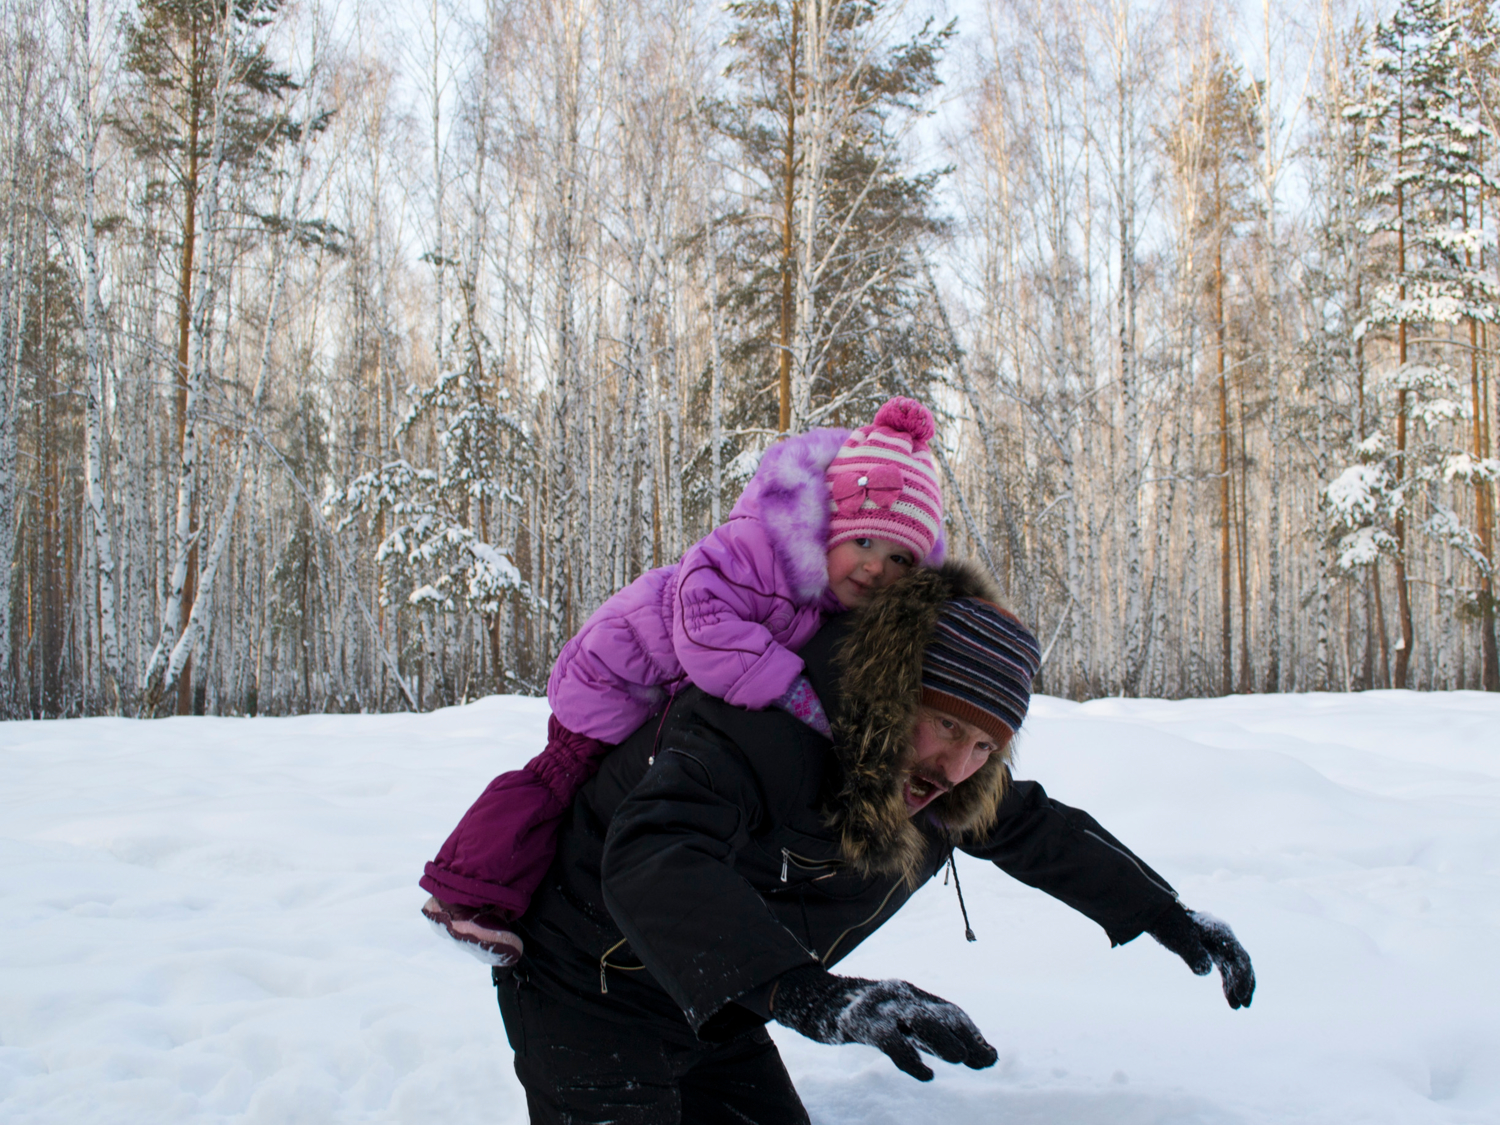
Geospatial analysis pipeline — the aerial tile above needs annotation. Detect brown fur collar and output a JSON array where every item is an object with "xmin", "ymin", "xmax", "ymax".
[{"xmin": 826, "ymin": 562, "xmax": 1020, "ymax": 885}]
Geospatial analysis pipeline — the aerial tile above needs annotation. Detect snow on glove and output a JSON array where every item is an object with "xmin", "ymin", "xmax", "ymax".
[
  {"xmin": 772, "ymin": 674, "xmax": 833, "ymax": 738},
  {"xmin": 1148, "ymin": 902, "xmax": 1256, "ymax": 1010},
  {"xmin": 771, "ymin": 964, "xmax": 997, "ymax": 1082}
]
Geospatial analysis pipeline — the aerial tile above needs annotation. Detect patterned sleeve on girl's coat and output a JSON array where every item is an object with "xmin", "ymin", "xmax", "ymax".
[{"xmin": 671, "ymin": 519, "xmax": 808, "ymax": 710}]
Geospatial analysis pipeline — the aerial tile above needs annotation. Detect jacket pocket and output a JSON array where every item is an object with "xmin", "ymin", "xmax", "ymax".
[{"xmin": 754, "ymin": 828, "xmax": 876, "ymax": 901}]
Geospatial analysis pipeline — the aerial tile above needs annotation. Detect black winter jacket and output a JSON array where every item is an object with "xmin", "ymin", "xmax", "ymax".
[{"xmin": 514, "ymin": 565, "xmax": 1178, "ymax": 1045}]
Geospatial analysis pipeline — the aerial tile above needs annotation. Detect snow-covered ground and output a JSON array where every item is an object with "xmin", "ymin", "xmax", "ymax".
[{"xmin": 2, "ymin": 691, "xmax": 1497, "ymax": 1124}]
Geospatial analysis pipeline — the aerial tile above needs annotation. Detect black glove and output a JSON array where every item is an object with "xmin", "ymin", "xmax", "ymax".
[
  {"xmin": 1148, "ymin": 902, "xmax": 1256, "ymax": 1010},
  {"xmin": 771, "ymin": 964, "xmax": 998, "ymax": 1081}
]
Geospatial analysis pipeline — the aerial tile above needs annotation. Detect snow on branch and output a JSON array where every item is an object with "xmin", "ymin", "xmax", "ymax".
[{"xmin": 1326, "ymin": 464, "xmax": 1390, "ymax": 523}]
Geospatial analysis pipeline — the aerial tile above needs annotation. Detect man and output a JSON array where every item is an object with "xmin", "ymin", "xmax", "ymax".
[{"xmin": 496, "ymin": 564, "xmax": 1254, "ymax": 1123}]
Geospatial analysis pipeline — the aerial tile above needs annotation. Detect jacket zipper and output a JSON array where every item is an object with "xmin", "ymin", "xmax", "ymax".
[
  {"xmin": 819, "ymin": 879, "xmax": 903, "ymax": 966},
  {"xmin": 780, "ymin": 846, "xmax": 840, "ymax": 883},
  {"xmin": 776, "ymin": 845, "xmax": 900, "ymax": 964}
]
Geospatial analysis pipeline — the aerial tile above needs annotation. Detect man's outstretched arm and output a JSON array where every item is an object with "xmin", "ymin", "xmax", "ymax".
[{"xmin": 963, "ymin": 774, "xmax": 1254, "ymax": 1009}]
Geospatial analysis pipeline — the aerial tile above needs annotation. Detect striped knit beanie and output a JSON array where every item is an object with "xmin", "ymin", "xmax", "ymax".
[
  {"xmin": 921, "ymin": 598, "xmax": 1041, "ymax": 745},
  {"xmin": 825, "ymin": 397, "xmax": 944, "ymax": 564}
]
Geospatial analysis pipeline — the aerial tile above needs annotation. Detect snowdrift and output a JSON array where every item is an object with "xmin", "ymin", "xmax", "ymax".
[{"xmin": 2, "ymin": 690, "xmax": 1497, "ymax": 1123}]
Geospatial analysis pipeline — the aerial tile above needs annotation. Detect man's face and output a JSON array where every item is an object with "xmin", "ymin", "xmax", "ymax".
[
  {"xmin": 901, "ymin": 707, "xmax": 1001, "ymax": 815},
  {"xmin": 826, "ymin": 536, "xmax": 916, "ymax": 609}
]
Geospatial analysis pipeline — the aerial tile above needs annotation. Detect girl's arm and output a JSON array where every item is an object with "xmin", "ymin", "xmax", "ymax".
[{"xmin": 671, "ymin": 520, "xmax": 809, "ymax": 709}]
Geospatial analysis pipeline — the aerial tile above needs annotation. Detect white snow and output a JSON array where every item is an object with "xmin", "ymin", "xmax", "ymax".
[
  {"xmin": 1325, "ymin": 463, "xmax": 1387, "ymax": 520},
  {"xmin": 3, "ymin": 690, "xmax": 1498, "ymax": 1124}
]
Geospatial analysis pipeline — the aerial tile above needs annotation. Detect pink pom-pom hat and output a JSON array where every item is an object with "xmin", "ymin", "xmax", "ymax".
[{"xmin": 825, "ymin": 396, "xmax": 945, "ymax": 564}]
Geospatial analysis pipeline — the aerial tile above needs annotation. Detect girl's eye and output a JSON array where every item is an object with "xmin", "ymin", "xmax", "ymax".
[
  {"xmin": 854, "ymin": 538, "xmax": 871, "ymax": 548},
  {"xmin": 891, "ymin": 554, "xmax": 911, "ymax": 568}
]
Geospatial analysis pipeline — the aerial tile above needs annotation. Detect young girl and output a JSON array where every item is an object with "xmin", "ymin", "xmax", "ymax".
[{"xmin": 420, "ymin": 397, "xmax": 945, "ymax": 964}]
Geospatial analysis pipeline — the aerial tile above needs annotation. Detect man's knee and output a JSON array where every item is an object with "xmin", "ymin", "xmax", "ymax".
[
  {"xmin": 495, "ymin": 973, "xmax": 805, "ymax": 1125},
  {"xmin": 516, "ymin": 1050, "xmax": 680, "ymax": 1125},
  {"xmin": 680, "ymin": 1029, "xmax": 809, "ymax": 1125}
]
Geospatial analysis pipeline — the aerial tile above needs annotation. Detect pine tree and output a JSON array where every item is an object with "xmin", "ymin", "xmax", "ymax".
[
  {"xmin": 328, "ymin": 337, "xmax": 534, "ymax": 705},
  {"xmin": 114, "ymin": 0, "xmax": 300, "ymax": 713},
  {"xmin": 1341, "ymin": 0, "xmax": 1500, "ymax": 688},
  {"xmin": 708, "ymin": 0, "xmax": 953, "ymax": 442},
  {"xmin": 1454, "ymin": 0, "xmax": 1500, "ymax": 690}
]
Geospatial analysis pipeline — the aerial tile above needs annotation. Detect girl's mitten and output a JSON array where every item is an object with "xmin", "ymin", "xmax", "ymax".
[{"xmin": 772, "ymin": 674, "xmax": 832, "ymax": 738}]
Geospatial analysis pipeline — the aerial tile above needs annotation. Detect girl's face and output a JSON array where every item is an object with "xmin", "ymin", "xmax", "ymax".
[{"xmin": 826, "ymin": 536, "xmax": 915, "ymax": 608}]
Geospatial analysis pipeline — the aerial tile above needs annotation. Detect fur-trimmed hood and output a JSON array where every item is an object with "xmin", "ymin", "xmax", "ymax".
[
  {"xmin": 729, "ymin": 428, "xmax": 850, "ymax": 602},
  {"xmin": 824, "ymin": 562, "xmax": 1022, "ymax": 885}
]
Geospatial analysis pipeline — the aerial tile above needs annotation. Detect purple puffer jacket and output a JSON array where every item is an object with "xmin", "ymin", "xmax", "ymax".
[{"xmin": 547, "ymin": 427, "xmax": 852, "ymax": 744}]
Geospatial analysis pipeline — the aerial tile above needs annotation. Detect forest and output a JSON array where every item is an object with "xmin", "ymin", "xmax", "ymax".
[{"xmin": 2, "ymin": 0, "xmax": 1496, "ymax": 717}]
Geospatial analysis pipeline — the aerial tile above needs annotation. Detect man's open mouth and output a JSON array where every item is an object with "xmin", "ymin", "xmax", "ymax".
[{"xmin": 902, "ymin": 771, "xmax": 949, "ymax": 811}]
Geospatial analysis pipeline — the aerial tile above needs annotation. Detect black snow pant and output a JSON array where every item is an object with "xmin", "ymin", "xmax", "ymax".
[{"xmin": 494, "ymin": 968, "xmax": 810, "ymax": 1125}]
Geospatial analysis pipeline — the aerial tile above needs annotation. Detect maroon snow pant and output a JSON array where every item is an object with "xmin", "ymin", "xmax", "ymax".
[{"xmin": 421, "ymin": 715, "xmax": 611, "ymax": 917}]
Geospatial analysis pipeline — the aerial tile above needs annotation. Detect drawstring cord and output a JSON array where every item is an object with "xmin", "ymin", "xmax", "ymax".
[
  {"xmin": 599, "ymin": 936, "xmax": 647, "ymax": 993},
  {"xmin": 946, "ymin": 853, "xmax": 977, "ymax": 942}
]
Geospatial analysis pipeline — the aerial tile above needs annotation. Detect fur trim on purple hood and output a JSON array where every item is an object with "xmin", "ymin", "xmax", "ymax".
[
  {"xmin": 729, "ymin": 428, "xmax": 851, "ymax": 601},
  {"xmin": 549, "ymin": 428, "xmax": 857, "ymax": 743}
]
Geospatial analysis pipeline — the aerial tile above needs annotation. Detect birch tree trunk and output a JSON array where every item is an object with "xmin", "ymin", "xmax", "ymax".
[
  {"xmin": 1112, "ymin": 0, "xmax": 1146, "ymax": 694},
  {"xmin": 429, "ymin": 0, "xmax": 447, "ymax": 375},
  {"xmin": 0, "ymin": 0, "xmax": 47, "ymax": 714},
  {"xmin": 0, "ymin": 138, "xmax": 19, "ymax": 714},
  {"xmin": 778, "ymin": 0, "xmax": 798, "ymax": 434},
  {"xmin": 75, "ymin": 0, "xmax": 121, "ymax": 708},
  {"xmin": 706, "ymin": 222, "xmax": 724, "ymax": 526},
  {"xmin": 662, "ymin": 261, "xmax": 684, "ymax": 562},
  {"xmin": 547, "ymin": 0, "xmax": 585, "ymax": 656},
  {"xmin": 921, "ymin": 256, "xmax": 1013, "ymax": 588},
  {"xmin": 613, "ymin": 234, "xmax": 644, "ymax": 591}
]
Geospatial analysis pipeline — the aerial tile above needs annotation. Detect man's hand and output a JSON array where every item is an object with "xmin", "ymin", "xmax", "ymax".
[
  {"xmin": 771, "ymin": 964, "xmax": 998, "ymax": 1081},
  {"xmin": 1148, "ymin": 902, "xmax": 1256, "ymax": 1009}
]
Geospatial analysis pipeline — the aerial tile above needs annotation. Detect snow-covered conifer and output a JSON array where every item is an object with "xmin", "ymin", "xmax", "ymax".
[
  {"xmin": 329, "ymin": 350, "xmax": 534, "ymax": 705},
  {"xmin": 1334, "ymin": 0, "xmax": 1499, "ymax": 686}
]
